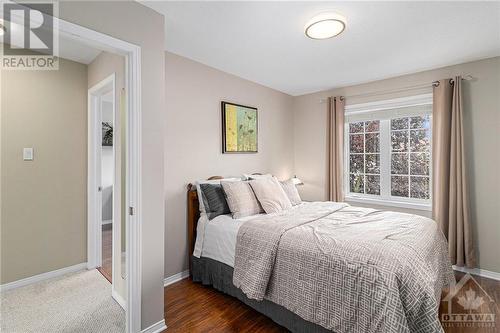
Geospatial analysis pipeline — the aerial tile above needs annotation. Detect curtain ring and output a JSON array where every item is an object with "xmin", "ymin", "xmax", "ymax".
[{"xmin": 432, "ymin": 81, "xmax": 440, "ymax": 87}]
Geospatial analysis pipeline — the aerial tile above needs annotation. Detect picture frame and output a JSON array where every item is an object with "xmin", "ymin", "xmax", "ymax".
[{"xmin": 221, "ymin": 101, "xmax": 258, "ymax": 153}]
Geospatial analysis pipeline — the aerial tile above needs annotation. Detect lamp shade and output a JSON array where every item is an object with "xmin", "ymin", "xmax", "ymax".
[{"xmin": 291, "ymin": 175, "xmax": 304, "ymax": 186}]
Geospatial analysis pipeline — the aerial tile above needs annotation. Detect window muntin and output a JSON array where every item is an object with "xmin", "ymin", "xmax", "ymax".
[{"xmin": 344, "ymin": 97, "xmax": 432, "ymax": 209}]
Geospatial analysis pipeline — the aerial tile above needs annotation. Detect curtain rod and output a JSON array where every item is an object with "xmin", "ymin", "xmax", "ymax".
[{"xmin": 319, "ymin": 75, "xmax": 474, "ymax": 103}]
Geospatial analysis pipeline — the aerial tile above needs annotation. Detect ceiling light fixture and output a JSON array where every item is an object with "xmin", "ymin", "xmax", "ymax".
[{"xmin": 305, "ymin": 12, "xmax": 346, "ymax": 40}]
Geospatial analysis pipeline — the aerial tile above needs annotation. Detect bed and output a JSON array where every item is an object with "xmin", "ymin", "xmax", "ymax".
[{"xmin": 187, "ymin": 178, "xmax": 455, "ymax": 333}]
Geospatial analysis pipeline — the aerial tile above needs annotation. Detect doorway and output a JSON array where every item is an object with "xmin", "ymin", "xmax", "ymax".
[{"xmin": 4, "ymin": 3, "xmax": 142, "ymax": 332}]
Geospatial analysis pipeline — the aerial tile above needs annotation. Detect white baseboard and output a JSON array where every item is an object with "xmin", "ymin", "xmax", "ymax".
[
  {"xmin": 112, "ymin": 289, "xmax": 126, "ymax": 310},
  {"xmin": 0, "ymin": 262, "xmax": 88, "ymax": 292},
  {"xmin": 453, "ymin": 265, "xmax": 500, "ymax": 281},
  {"xmin": 141, "ymin": 319, "xmax": 166, "ymax": 333},
  {"xmin": 163, "ymin": 270, "xmax": 189, "ymax": 287}
]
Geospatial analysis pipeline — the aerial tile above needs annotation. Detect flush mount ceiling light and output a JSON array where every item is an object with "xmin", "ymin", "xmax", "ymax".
[{"xmin": 305, "ymin": 12, "xmax": 346, "ymax": 40}]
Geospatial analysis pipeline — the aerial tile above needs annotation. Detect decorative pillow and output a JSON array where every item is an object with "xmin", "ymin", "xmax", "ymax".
[
  {"xmin": 221, "ymin": 181, "xmax": 263, "ymax": 219},
  {"xmin": 280, "ymin": 179, "xmax": 302, "ymax": 206},
  {"xmin": 249, "ymin": 177, "xmax": 292, "ymax": 214},
  {"xmin": 199, "ymin": 184, "xmax": 231, "ymax": 219},
  {"xmin": 195, "ymin": 178, "xmax": 241, "ymax": 214}
]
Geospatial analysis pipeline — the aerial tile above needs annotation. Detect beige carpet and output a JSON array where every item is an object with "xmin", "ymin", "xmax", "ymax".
[{"xmin": 0, "ymin": 269, "xmax": 125, "ymax": 333}]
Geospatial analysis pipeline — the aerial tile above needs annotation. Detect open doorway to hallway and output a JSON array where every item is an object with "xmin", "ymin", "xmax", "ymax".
[
  {"xmin": 1, "ymin": 3, "xmax": 142, "ymax": 331},
  {"xmin": 0, "ymin": 34, "xmax": 126, "ymax": 333},
  {"xmin": 88, "ymin": 53, "xmax": 127, "ymax": 310}
]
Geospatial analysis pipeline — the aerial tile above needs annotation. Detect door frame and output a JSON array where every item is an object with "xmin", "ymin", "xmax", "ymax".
[
  {"xmin": 4, "ymin": 4, "xmax": 143, "ymax": 332},
  {"xmin": 88, "ymin": 73, "xmax": 115, "ymax": 272},
  {"xmin": 78, "ymin": 26, "xmax": 142, "ymax": 333}
]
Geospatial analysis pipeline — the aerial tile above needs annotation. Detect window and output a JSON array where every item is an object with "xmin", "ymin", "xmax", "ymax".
[{"xmin": 344, "ymin": 94, "xmax": 432, "ymax": 210}]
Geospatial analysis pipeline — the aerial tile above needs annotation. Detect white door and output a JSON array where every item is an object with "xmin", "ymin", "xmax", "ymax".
[
  {"xmin": 95, "ymin": 94, "xmax": 103, "ymax": 268},
  {"xmin": 88, "ymin": 75, "xmax": 115, "ymax": 271},
  {"xmin": 88, "ymin": 92, "xmax": 105, "ymax": 269}
]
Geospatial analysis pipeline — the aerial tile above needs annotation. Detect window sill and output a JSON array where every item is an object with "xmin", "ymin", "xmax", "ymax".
[{"xmin": 344, "ymin": 195, "xmax": 432, "ymax": 211}]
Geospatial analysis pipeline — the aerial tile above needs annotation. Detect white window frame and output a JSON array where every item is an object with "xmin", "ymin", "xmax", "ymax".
[{"xmin": 343, "ymin": 94, "xmax": 433, "ymax": 211}]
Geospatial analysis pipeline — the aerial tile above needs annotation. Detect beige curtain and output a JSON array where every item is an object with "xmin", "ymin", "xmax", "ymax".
[
  {"xmin": 432, "ymin": 77, "xmax": 476, "ymax": 268},
  {"xmin": 327, "ymin": 97, "xmax": 345, "ymax": 202}
]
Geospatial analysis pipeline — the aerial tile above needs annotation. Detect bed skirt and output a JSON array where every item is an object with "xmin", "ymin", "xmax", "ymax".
[{"xmin": 191, "ymin": 256, "xmax": 331, "ymax": 333}]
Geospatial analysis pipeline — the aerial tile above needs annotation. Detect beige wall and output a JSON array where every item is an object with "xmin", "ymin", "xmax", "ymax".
[
  {"xmin": 87, "ymin": 51, "xmax": 126, "ymax": 301},
  {"xmin": 1, "ymin": 58, "xmax": 88, "ymax": 284},
  {"xmin": 59, "ymin": 2, "xmax": 166, "ymax": 328},
  {"xmin": 293, "ymin": 56, "xmax": 500, "ymax": 272},
  {"xmin": 164, "ymin": 52, "xmax": 295, "ymax": 277}
]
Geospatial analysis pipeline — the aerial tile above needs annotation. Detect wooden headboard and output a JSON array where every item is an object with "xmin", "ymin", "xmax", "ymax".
[{"xmin": 187, "ymin": 176, "xmax": 223, "ymax": 274}]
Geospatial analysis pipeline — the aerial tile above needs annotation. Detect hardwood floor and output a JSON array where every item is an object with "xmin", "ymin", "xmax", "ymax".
[
  {"xmin": 164, "ymin": 272, "xmax": 500, "ymax": 333},
  {"xmin": 97, "ymin": 224, "xmax": 112, "ymax": 283},
  {"xmin": 164, "ymin": 278, "xmax": 286, "ymax": 333}
]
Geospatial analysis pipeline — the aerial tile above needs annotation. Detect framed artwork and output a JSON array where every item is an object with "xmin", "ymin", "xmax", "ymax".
[{"xmin": 221, "ymin": 101, "xmax": 258, "ymax": 153}]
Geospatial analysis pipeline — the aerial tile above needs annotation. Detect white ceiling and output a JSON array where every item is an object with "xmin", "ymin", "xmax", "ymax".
[
  {"xmin": 58, "ymin": 36, "xmax": 101, "ymax": 65},
  {"xmin": 143, "ymin": 1, "xmax": 500, "ymax": 96}
]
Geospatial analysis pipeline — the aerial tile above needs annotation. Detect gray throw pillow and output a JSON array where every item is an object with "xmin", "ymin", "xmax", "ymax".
[{"xmin": 199, "ymin": 183, "xmax": 230, "ymax": 219}]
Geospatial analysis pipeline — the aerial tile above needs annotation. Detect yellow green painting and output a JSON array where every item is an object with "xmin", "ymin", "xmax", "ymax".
[{"xmin": 222, "ymin": 102, "xmax": 257, "ymax": 153}]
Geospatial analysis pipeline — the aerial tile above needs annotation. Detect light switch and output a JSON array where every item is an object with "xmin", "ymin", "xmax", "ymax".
[{"xmin": 23, "ymin": 148, "xmax": 33, "ymax": 161}]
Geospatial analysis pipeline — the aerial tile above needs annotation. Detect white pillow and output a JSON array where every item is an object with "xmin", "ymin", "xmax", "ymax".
[
  {"xmin": 280, "ymin": 179, "xmax": 302, "ymax": 206},
  {"xmin": 221, "ymin": 181, "xmax": 264, "ymax": 219},
  {"xmin": 195, "ymin": 177, "xmax": 241, "ymax": 214},
  {"xmin": 249, "ymin": 177, "xmax": 292, "ymax": 214}
]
